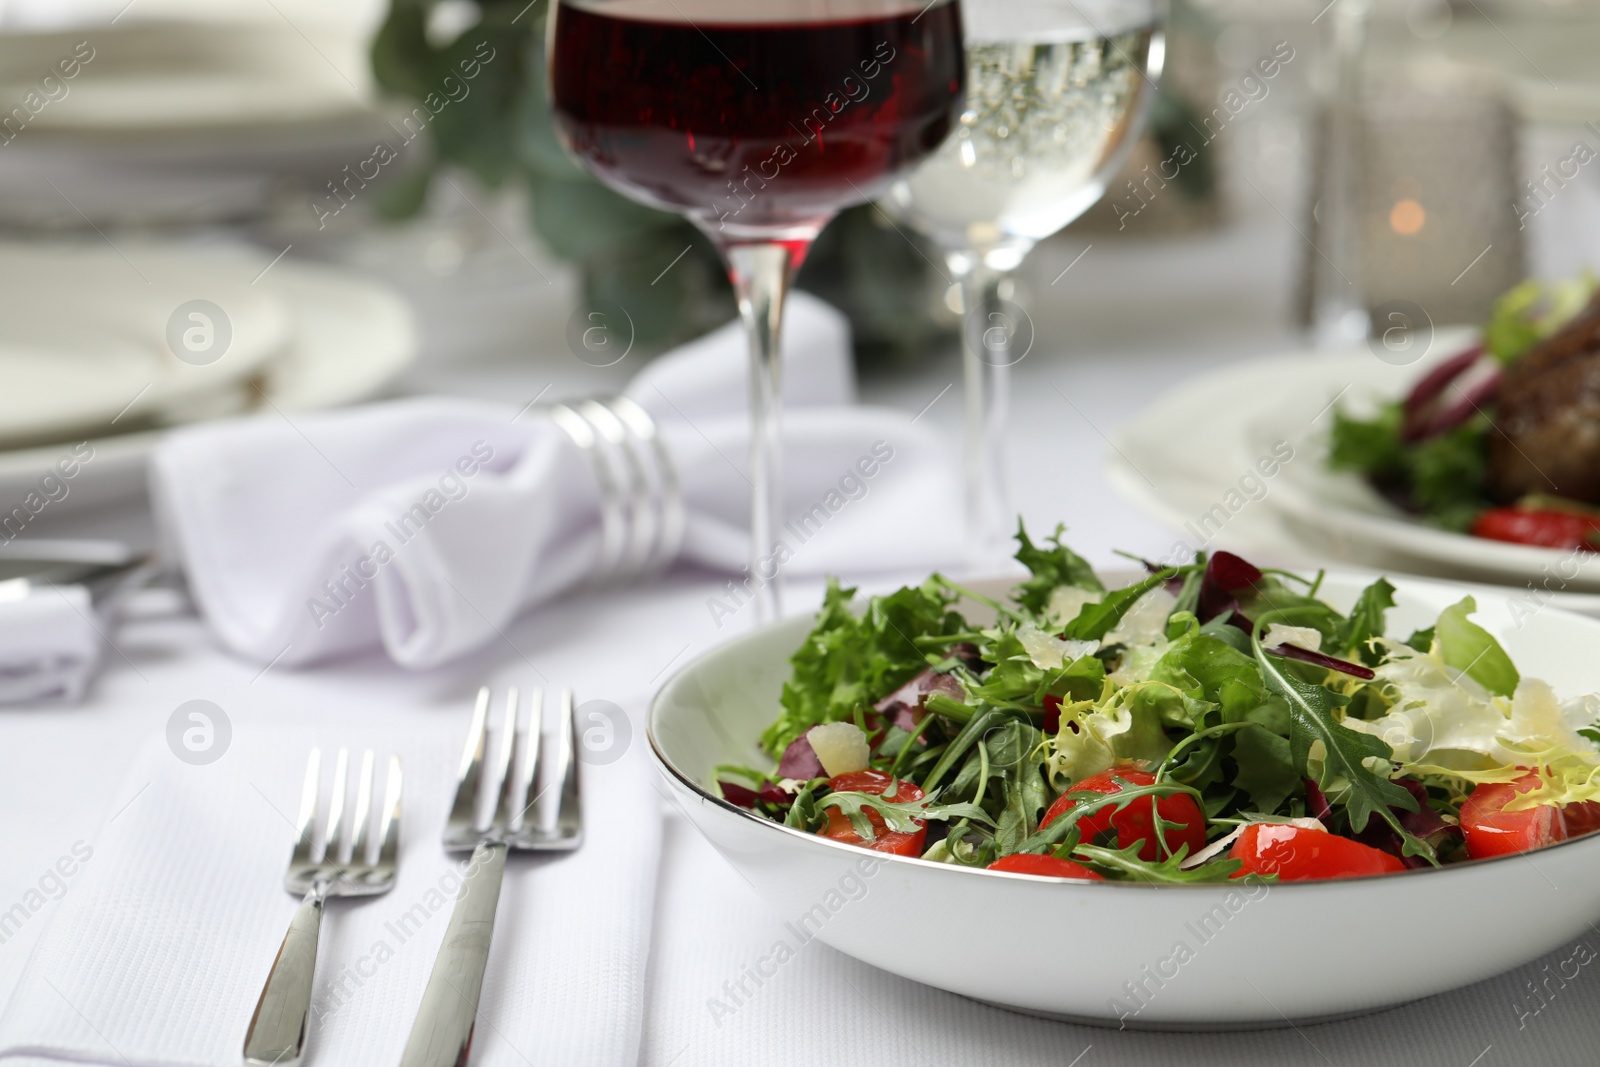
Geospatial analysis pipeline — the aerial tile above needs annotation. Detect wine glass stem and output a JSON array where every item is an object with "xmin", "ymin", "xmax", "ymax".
[
  {"xmin": 959, "ymin": 265, "xmax": 1013, "ymax": 565},
  {"xmin": 1314, "ymin": 0, "xmax": 1371, "ymax": 347},
  {"xmin": 725, "ymin": 242, "xmax": 795, "ymax": 624}
]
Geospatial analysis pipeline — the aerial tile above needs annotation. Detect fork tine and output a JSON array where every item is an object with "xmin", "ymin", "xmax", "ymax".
[
  {"xmin": 444, "ymin": 687, "xmax": 492, "ymax": 841},
  {"xmin": 503, "ymin": 689, "xmax": 542, "ymax": 834},
  {"xmin": 489, "ymin": 687, "xmax": 520, "ymax": 834},
  {"xmin": 377, "ymin": 755, "xmax": 402, "ymax": 867},
  {"xmin": 350, "ymin": 749, "xmax": 375, "ymax": 866},
  {"xmin": 290, "ymin": 749, "xmax": 321, "ymax": 866},
  {"xmin": 323, "ymin": 748, "xmax": 350, "ymax": 864},
  {"xmin": 547, "ymin": 689, "xmax": 582, "ymax": 841}
]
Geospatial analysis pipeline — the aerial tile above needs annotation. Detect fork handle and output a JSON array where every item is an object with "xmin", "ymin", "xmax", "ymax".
[
  {"xmin": 243, "ymin": 889, "xmax": 324, "ymax": 1067},
  {"xmin": 399, "ymin": 841, "xmax": 508, "ymax": 1067}
]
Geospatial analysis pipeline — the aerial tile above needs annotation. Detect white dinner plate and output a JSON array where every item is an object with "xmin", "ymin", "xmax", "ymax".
[
  {"xmin": 0, "ymin": 246, "xmax": 416, "ymax": 513},
  {"xmin": 1107, "ymin": 332, "xmax": 1600, "ymax": 615},
  {"xmin": 0, "ymin": 243, "xmax": 292, "ymax": 446},
  {"xmin": 650, "ymin": 573, "xmax": 1600, "ymax": 1028}
]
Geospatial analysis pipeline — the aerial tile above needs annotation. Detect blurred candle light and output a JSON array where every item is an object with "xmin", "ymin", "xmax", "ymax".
[{"xmin": 1389, "ymin": 197, "xmax": 1426, "ymax": 235}]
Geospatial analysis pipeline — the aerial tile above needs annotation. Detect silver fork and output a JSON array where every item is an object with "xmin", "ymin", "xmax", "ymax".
[
  {"xmin": 398, "ymin": 686, "xmax": 582, "ymax": 1067},
  {"xmin": 243, "ymin": 748, "xmax": 402, "ymax": 1067}
]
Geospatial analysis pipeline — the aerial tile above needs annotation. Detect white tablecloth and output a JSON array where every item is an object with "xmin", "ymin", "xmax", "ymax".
[{"xmin": 5, "ymin": 209, "xmax": 1600, "ymax": 1065}]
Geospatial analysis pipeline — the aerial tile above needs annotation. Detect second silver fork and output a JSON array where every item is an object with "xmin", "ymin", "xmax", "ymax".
[{"xmin": 399, "ymin": 686, "xmax": 582, "ymax": 1067}]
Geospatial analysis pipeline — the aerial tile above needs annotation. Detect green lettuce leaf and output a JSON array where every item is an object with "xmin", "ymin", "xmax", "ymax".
[
  {"xmin": 1230, "ymin": 707, "xmax": 1299, "ymax": 813},
  {"xmin": 1485, "ymin": 275, "xmax": 1596, "ymax": 365},
  {"xmin": 1062, "ymin": 571, "xmax": 1173, "ymax": 641},
  {"xmin": 765, "ymin": 578, "xmax": 962, "ymax": 756},
  {"xmin": 1435, "ymin": 596, "xmax": 1520, "ymax": 697},
  {"xmin": 1012, "ymin": 523, "xmax": 1103, "ymax": 615},
  {"xmin": 1333, "ymin": 578, "xmax": 1397, "ymax": 665}
]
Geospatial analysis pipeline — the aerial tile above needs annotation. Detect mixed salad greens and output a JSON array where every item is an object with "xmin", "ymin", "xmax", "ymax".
[
  {"xmin": 1329, "ymin": 274, "xmax": 1600, "ymax": 545},
  {"xmin": 716, "ymin": 527, "xmax": 1600, "ymax": 882}
]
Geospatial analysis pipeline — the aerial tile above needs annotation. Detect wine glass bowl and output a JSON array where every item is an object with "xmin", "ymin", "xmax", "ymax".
[
  {"xmin": 549, "ymin": 0, "xmax": 965, "ymax": 243},
  {"xmin": 884, "ymin": 2, "xmax": 1161, "ymax": 269},
  {"xmin": 881, "ymin": 0, "xmax": 1164, "ymax": 559},
  {"xmin": 547, "ymin": 0, "xmax": 966, "ymax": 617}
]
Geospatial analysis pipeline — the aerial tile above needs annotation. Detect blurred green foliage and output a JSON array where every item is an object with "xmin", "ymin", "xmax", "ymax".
[{"xmin": 370, "ymin": 0, "xmax": 950, "ymax": 363}]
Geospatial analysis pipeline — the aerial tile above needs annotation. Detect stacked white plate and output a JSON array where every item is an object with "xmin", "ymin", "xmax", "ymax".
[
  {"xmin": 1107, "ymin": 331, "xmax": 1600, "ymax": 615},
  {"xmin": 0, "ymin": 19, "xmax": 392, "ymax": 227},
  {"xmin": 0, "ymin": 241, "xmax": 416, "ymax": 511}
]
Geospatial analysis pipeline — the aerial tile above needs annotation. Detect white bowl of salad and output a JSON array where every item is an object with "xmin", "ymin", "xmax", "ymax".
[{"xmin": 648, "ymin": 527, "xmax": 1600, "ymax": 1028}]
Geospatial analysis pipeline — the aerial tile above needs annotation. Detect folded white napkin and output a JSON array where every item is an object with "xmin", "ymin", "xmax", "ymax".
[
  {"xmin": 0, "ymin": 712, "xmax": 660, "ymax": 1067},
  {"xmin": 151, "ymin": 294, "xmax": 964, "ymax": 669},
  {"xmin": 0, "ymin": 584, "xmax": 99, "ymax": 703}
]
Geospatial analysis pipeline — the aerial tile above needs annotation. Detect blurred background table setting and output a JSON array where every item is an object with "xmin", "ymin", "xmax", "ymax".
[{"xmin": 1, "ymin": 0, "xmax": 1600, "ymax": 1065}]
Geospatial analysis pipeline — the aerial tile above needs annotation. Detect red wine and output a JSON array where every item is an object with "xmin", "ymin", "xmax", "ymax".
[{"xmin": 548, "ymin": 0, "xmax": 964, "ymax": 240}]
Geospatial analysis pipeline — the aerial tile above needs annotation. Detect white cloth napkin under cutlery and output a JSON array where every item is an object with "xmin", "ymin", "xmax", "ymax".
[{"xmin": 0, "ymin": 712, "xmax": 661, "ymax": 1067}]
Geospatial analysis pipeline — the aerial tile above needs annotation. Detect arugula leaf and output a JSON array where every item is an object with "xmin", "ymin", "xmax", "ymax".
[
  {"xmin": 765, "ymin": 578, "xmax": 962, "ymax": 756},
  {"xmin": 923, "ymin": 708, "xmax": 1003, "ymax": 792},
  {"xmin": 783, "ymin": 781, "xmax": 824, "ymax": 832},
  {"xmin": 1333, "ymin": 578, "xmax": 1397, "ymax": 665},
  {"xmin": 986, "ymin": 721, "xmax": 1051, "ymax": 853},
  {"xmin": 1435, "ymin": 596, "xmax": 1520, "ymax": 697},
  {"xmin": 1252, "ymin": 626, "xmax": 1428, "ymax": 856},
  {"xmin": 1012, "ymin": 523, "xmax": 1103, "ymax": 615},
  {"xmin": 820, "ymin": 789, "xmax": 991, "ymax": 842},
  {"xmin": 1015, "ymin": 780, "xmax": 1206, "ymax": 854},
  {"xmin": 1072, "ymin": 842, "xmax": 1247, "ymax": 883},
  {"xmin": 1062, "ymin": 571, "xmax": 1174, "ymax": 641}
]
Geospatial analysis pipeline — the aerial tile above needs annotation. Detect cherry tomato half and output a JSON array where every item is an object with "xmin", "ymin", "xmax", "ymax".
[
  {"xmin": 1040, "ymin": 766, "xmax": 1207, "ymax": 862},
  {"xmin": 1460, "ymin": 772, "xmax": 1568, "ymax": 860},
  {"xmin": 987, "ymin": 854, "xmax": 1103, "ymax": 880},
  {"xmin": 1562, "ymin": 800, "xmax": 1600, "ymax": 838},
  {"xmin": 1471, "ymin": 507, "xmax": 1600, "ymax": 551},
  {"xmin": 820, "ymin": 770, "xmax": 927, "ymax": 857},
  {"xmin": 1229, "ymin": 823, "xmax": 1406, "ymax": 881}
]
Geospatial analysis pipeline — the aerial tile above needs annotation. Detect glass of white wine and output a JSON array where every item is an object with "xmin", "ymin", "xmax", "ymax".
[{"xmin": 883, "ymin": 0, "xmax": 1165, "ymax": 562}]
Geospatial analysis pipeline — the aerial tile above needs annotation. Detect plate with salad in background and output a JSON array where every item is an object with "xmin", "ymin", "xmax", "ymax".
[
  {"xmin": 649, "ymin": 527, "xmax": 1600, "ymax": 1027},
  {"xmin": 1260, "ymin": 275, "xmax": 1600, "ymax": 597}
]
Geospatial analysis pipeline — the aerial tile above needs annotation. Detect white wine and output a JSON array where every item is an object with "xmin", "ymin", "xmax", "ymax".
[{"xmin": 883, "ymin": 22, "xmax": 1158, "ymax": 265}]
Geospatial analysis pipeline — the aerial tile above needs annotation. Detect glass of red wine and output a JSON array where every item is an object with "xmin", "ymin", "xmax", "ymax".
[{"xmin": 548, "ymin": 0, "xmax": 965, "ymax": 621}]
